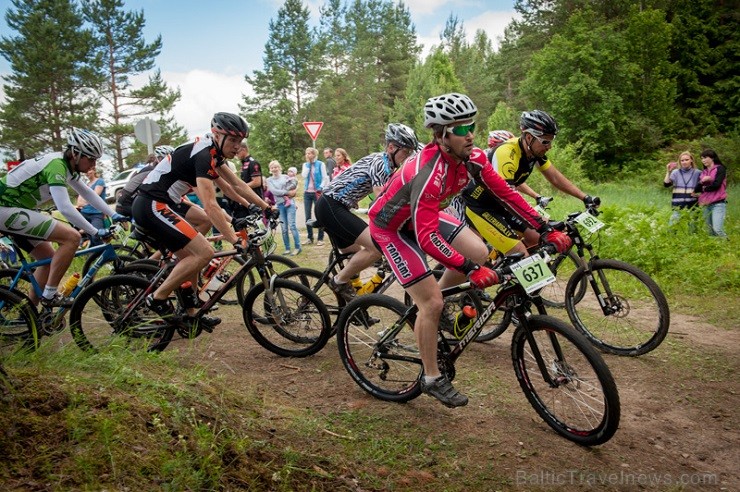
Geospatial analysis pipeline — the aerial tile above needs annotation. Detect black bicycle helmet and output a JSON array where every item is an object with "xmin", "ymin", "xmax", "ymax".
[
  {"xmin": 211, "ymin": 112, "xmax": 249, "ymax": 138},
  {"xmin": 423, "ymin": 93, "xmax": 478, "ymax": 128},
  {"xmin": 385, "ymin": 123, "xmax": 418, "ymax": 150},
  {"xmin": 519, "ymin": 110, "xmax": 558, "ymax": 136}
]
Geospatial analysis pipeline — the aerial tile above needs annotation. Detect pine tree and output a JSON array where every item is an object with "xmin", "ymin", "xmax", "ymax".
[
  {"xmin": 82, "ymin": 0, "xmax": 184, "ymax": 171},
  {"xmin": 0, "ymin": 0, "xmax": 104, "ymax": 156}
]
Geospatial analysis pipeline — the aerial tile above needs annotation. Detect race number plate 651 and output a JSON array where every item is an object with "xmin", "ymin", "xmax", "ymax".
[
  {"xmin": 510, "ymin": 253, "xmax": 556, "ymax": 294},
  {"xmin": 575, "ymin": 211, "xmax": 605, "ymax": 233}
]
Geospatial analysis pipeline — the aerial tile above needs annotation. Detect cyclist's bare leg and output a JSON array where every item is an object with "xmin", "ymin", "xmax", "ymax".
[
  {"xmin": 438, "ymin": 226, "xmax": 488, "ymax": 289},
  {"xmin": 185, "ymin": 205, "xmax": 213, "ymax": 235},
  {"xmin": 152, "ymin": 234, "xmax": 212, "ymax": 303},
  {"xmin": 33, "ymin": 223, "xmax": 81, "ymax": 299},
  {"xmin": 405, "ymin": 275, "xmax": 444, "ymax": 377},
  {"xmin": 521, "ymin": 227, "xmax": 539, "ymax": 250},
  {"xmin": 334, "ymin": 228, "xmax": 382, "ymax": 284},
  {"xmin": 26, "ymin": 242, "xmax": 52, "ymax": 304}
]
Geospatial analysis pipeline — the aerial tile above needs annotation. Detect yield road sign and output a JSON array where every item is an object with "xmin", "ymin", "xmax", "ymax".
[{"xmin": 302, "ymin": 121, "xmax": 323, "ymax": 141}]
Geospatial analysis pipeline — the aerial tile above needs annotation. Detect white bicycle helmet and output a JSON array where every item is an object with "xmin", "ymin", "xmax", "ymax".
[
  {"xmin": 67, "ymin": 128, "xmax": 103, "ymax": 159},
  {"xmin": 155, "ymin": 145, "xmax": 175, "ymax": 158},
  {"xmin": 423, "ymin": 93, "xmax": 478, "ymax": 128}
]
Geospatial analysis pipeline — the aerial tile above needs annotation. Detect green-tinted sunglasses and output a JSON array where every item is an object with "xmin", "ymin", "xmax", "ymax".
[{"xmin": 447, "ymin": 122, "xmax": 476, "ymax": 137}]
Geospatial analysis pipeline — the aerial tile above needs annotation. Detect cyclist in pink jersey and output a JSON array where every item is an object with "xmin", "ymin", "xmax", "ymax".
[{"xmin": 368, "ymin": 93, "xmax": 571, "ymax": 408}]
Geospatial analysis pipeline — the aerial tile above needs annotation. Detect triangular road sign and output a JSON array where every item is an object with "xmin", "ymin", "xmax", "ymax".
[{"xmin": 302, "ymin": 121, "xmax": 324, "ymax": 141}]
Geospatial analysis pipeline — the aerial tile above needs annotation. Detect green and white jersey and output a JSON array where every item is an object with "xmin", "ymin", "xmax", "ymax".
[{"xmin": 0, "ymin": 153, "xmax": 76, "ymax": 209}]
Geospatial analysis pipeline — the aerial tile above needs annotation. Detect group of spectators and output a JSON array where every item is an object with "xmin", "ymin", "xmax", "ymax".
[
  {"xmin": 663, "ymin": 148, "xmax": 728, "ymax": 237},
  {"xmin": 226, "ymin": 145, "xmax": 356, "ymax": 255}
]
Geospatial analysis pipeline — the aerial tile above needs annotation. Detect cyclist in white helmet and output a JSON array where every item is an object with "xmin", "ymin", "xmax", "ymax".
[
  {"xmin": 315, "ymin": 123, "xmax": 419, "ymax": 302},
  {"xmin": 0, "ymin": 128, "xmax": 128, "ymax": 306},
  {"xmin": 368, "ymin": 94, "xmax": 571, "ymax": 408}
]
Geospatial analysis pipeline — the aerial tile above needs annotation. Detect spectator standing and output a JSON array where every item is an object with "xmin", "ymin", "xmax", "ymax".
[
  {"xmin": 301, "ymin": 147, "xmax": 328, "ymax": 245},
  {"xmin": 230, "ymin": 142, "xmax": 263, "ymax": 219},
  {"xmin": 331, "ymin": 148, "xmax": 352, "ymax": 179},
  {"xmin": 323, "ymin": 147, "xmax": 336, "ymax": 181},
  {"xmin": 76, "ymin": 167, "xmax": 107, "ymax": 246},
  {"xmin": 696, "ymin": 149, "xmax": 728, "ymax": 237},
  {"xmin": 663, "ymin": 151, "xmax": 701, "ymax": 231},
  {"xmin": 266, "ymin": 160, "xmax": 301, "ymax": 255}
]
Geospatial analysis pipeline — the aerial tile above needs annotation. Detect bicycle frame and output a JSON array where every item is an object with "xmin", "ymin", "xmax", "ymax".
[
  {"xmin": 374, "ymin": 277, "xmax": 567, "ymax": 388},
  {"xmin": 115, "ymin": 220, "xmax": 287, "ymax": 333}
]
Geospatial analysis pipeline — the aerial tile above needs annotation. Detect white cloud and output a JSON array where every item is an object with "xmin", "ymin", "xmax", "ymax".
[{"xmin": 162, "ymin": 70, "xmax": 251, "ymax": 139}]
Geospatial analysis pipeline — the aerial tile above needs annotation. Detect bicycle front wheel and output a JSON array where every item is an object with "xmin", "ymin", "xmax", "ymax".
[
  {"xmin": 336, "ymin": 294, "xmax": 422, "ymax": 402},
  {"xmin": 242, "ymin": 278, "xmax": 331, "ymax": 357},
  {"xmin": 236, "ymin": 254, "xmax": 299, "ymax": 305},
  {"xmin": 566, "ymin": 259, "xmax": 670, "ymax": 356},
  {"xmin": 511, "ymin": 315, "xmax": 620, "ymax": 446},
  {"xmin": 69, "ymin": 275, "xmax": 175, "ymax": 353},
  {"xmin": 81, "ymin": 244, "xmax": 143, "ymax": 279},
  {"xmin": 540, "ymin": 250, "xmax": 586, "ymax": 308},
  {"xmin": 0, "ymin": 286, "xmax": 39, "ymax": 358}
]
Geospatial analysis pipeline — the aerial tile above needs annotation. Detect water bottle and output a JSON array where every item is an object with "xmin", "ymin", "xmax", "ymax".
[
  {"xmin": 203, "ymin": 258, "xmax": 220, "ymax": 280},
  {"xmin": 178, "ymin": 281, "xmax": 199, "ymax": 309},
  {"xmin": 452, "ymin": 305, "xmax": 477, "ymax": 339},
  {"xmin": 350, "ymin": 274, "xmax": 363, "ymax": 292},
  {"xmin": 59, "ymin": 272, "xmax": 81, "ymax": 296},
  {"xmin": 358, "ymin": 270, "xmax": 385, "ymax": 295}
]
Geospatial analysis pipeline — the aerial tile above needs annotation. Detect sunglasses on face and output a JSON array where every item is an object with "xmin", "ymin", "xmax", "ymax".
[
  {"xmin": 447, "ymin": 122, "xmax": 476, "ymax": 137},
  {"xmin": 532, "ymin": 134, "xmax": 554, "ymax": 146}
]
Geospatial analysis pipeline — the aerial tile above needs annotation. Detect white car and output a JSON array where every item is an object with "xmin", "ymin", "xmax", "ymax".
[{"xmin": 106, "ymin": 167, "xmax": 140, "ymax": 203}]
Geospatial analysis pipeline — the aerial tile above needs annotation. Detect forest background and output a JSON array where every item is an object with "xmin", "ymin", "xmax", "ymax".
[{"xmin": 0, "ymin": 0, "xmax": 737, "ymax": 184}]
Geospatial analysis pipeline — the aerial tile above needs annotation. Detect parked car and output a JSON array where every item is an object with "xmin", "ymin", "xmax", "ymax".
[{"xmin": 106, "ymin": 167, "xmax": 140, "ymax": 203}]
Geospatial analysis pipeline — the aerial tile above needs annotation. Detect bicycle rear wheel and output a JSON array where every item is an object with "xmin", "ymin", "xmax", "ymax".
[
  {"xmin": 69, "ymin": 275, "xmax": 175, "ymax": 353},
  {"xmin": 412, "ymin": 266, "xmax": 501, "ymax": 342},
  {"xmin": 242, "ymin": 278, "xmax": 331, "ymax": 357},
  {"xmin": 336, "ymin": 294, "xmax": 422, "ymax": 402},
  {"xmin": 565, "ymin": 259, "xmax": 670, "ymax": 356},
  {"xmin": 278, "ymin": 267, "xmax": 343, "ymax": 323},
  {"xmin": 0, "ymin": 287, "xmax": 39, "ymax": 358},
  {"xmin": 511, "ymin": 315, "xmax": 620, "ymax": 446}
]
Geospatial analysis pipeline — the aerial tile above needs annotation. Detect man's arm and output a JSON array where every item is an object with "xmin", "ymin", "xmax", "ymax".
[
  {"xmin": 541, "ymin": 165, "xmax": 587, "ymax": 201},
  {"xmin": 69, "ymin": 178, "xmax": 117, "ymax": 216},
  {"xmin": 217, "ymin": 165, "xmax": 270, "ymax": 209},
  {"xmin": 49, "ymin": 186, "xmax": 99, "ymax": 235},
  {"xmin": 195, "ymin": 177, "xmax": 238, "ymax": 244},
  {"xmin": 516, "ymin": 183, "xmax": 539, "ymax": 200}
]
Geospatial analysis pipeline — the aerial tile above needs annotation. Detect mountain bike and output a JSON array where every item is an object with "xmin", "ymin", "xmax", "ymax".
[
  {"xmin": 279, "ymin": 219, "xmax": 495, "ymax": 341},
  {"xmin": 547, "ymin": 204, "xmax": 669, "ymax": 356},
  {"xmin": 68, "ymin": 214, "xmax": 331, "ymax": 357},
  {"xmin": 335, "ymin": 245, "xmax": 621, "ymax": 446},
  {"xmin": 0, "ymin": 228, "xmax": 132, "ymax": 337}
]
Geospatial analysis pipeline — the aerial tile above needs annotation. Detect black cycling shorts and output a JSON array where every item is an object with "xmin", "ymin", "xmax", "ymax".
[
  {"xmin": 315, "ymin": 195, "xmax": 368, "ymax": 249},
  {"xmin": 132, "ymin": 196, "xmax": 198, "ymax": 252}
]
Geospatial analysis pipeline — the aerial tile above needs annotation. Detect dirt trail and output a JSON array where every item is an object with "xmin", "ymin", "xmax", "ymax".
[{"xmin": 168, "ymin": 302, "xmax": 738, "ymax": 490}]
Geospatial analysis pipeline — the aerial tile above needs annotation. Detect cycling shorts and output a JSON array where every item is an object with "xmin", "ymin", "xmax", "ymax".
[
  {"xmin": 370, "ymin": 212, "xmax": 464, "ymax": 288},
  {"xmin": 132, "ymin": 196, "xmax": 198, "ymax": 252},
  {"xmin": 0, "ymin": 206, "xmax": 56, "ymax": 251},
  {"xmin": 315, "ymin": 195, "xmax": 368, "ymax": 249},
  {"xmin": 464, "ymin": 206, "xmax": 524, "ymax": 255}
]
